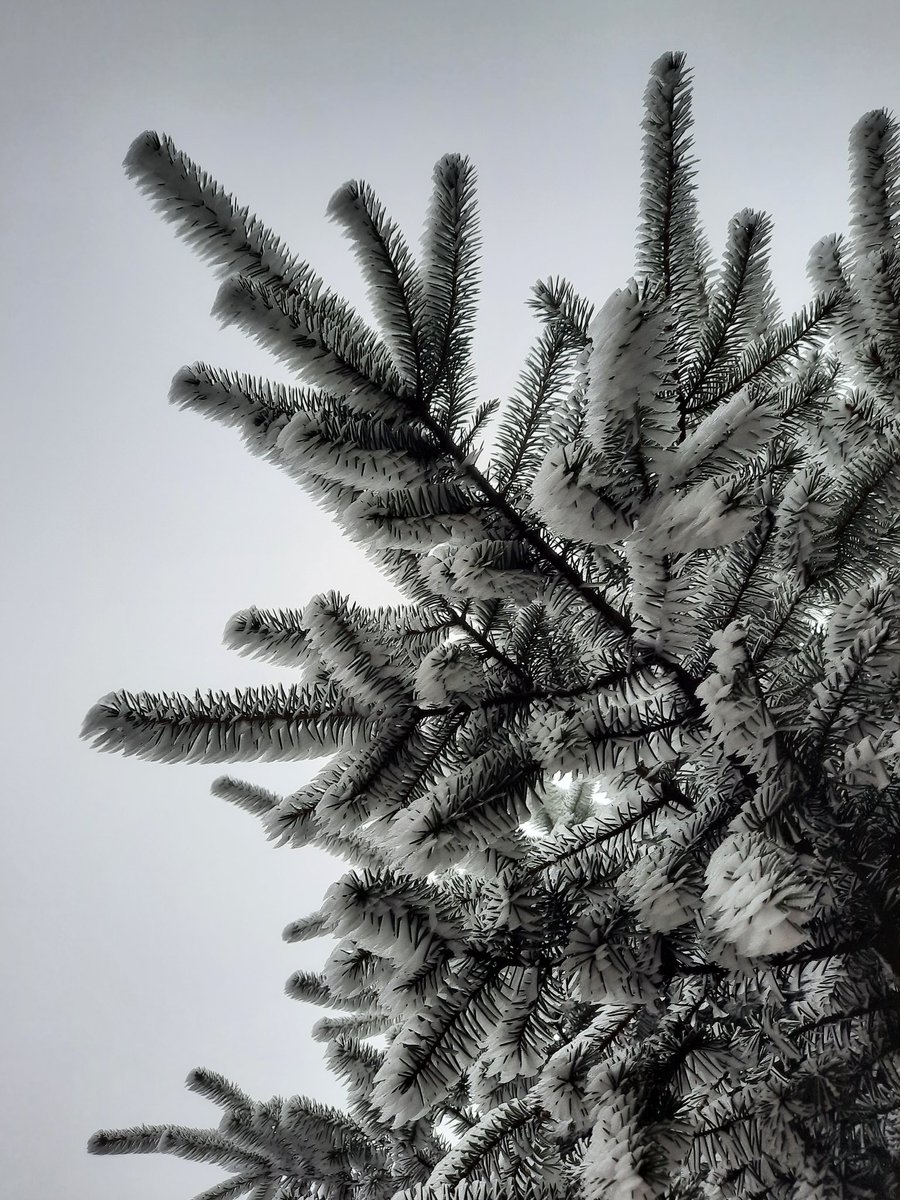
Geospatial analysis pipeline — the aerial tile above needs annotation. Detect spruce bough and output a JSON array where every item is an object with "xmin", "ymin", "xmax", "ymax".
[{"xmin": 83, "ymin": 52, "xmax": 900, "ymax": 1200}]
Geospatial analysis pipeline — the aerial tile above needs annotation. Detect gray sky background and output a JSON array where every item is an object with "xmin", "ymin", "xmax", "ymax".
[{"xmin": 4, "ymin": 1, "xmax": 900, "ymax": 1196}]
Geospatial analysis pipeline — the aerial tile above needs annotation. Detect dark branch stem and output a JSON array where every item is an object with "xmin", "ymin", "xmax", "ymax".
[{"xmin": 419, "ymin": 410, "xmax": 703, "ymax": 708}]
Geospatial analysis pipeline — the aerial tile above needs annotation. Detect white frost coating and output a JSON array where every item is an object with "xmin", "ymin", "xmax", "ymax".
[
  {"xmin": 807, "ymin": 234, "xmax": 870, "ymax": 365},
  {"xmin": 169, "ymin": 362, "xmax": 316, "ymax": 445},
  {"xmin": 210, "ymin": 774, "xmax": 281, "ymax": 817},
  {"xmin": 392, "ymin": 787, "xmax": 492, "ymax": 875},
  {"xmin": 302, "ymin": 592, "xmax": 409, "ymax": 709},
  {"xmin": 420, "ymin": 541, "xmax": 544, "ymax": 603},
  {"xmin": 807, "ymin": 621, "xmax": 896, "ymax": 739},
  {"xmin": 582, "ymin": 1092, "xmax": 654, "ymax": 1200},
  {"xmin": 223, "ymin": 605, "xmax": 316, "ymax": 669},
  {"xmin": 326, "ymin": 178, "xmax": 425, "ymax": 388},
  {"xmin": 525, "ymin": 708, "xmax": 585, "ymax": 773},
  {"xmin": 449, "ymin": 540, "xmax": 546, "ymax": 602},
  {"xmin": 622, "ymin": 542, "xmax": 697, "ymax": 658},
  {"xmin": 849, "ymin": 109, "xmax": 900, "ymax": 262},
  {"xmin": 418, "ymin": 544, "xmax": 459, "ymax": 599},
  {"xmin": 168, "ymin": 364, "xmax": 362, "ymax": 521},
  {"xmin": 702, "ymin": 831, "xmax": 816, "ymax": 957},
  {"xmin": 370, "ymin": 960, "xmax": 508, "ymax": 1128},
  {"xmin": 824, "ymin": 573, "xmax": 899, "ymax": 660},
  {"xmin": 617, "ymin": 842, "xmax": 699, "ymax": 932},
  {"xmin": 479, "ymin": 967, "xmax": 547, "ymax": 1083},
  {"xmin": 533, "ymin": 1006, "xmax": 636, "ymax": 1134},
  {"xmin": 321, "ymin": 938, "xmax": 380, "ymax": 1001},
  {"xmin": 426, "ymin": 1097, "xmax": 538, "ymax": 1188},
  {"xmin": 528, "ymin": 443, "xmax": 633, "ymax": 546},
  {"xmin": 848, "ymin": 110, "xmax": 900, "ymax": 355},
  {"xmin": 534, "ymin": 1039, "xmax": 594, "ymax": 1134},
  {"xmin": 855, "ymin": 248, "xmax": 900, "ymax": 340},
  {"xmin": 655, "ymin": 388, "xmax": 779, "ymax": 489},
  {"xmin": 281, "ymin": 908, "xmax": 333, "ymax": 944},
  {"xmin": 80, "ymin": 685, "xmax": 367, "ymax": 765},
  {"xmin": 527, "ymin": 685, "xmax": 687, "ymax": 776},
  {"xmin": 695, "ymin": 622, "xmax": 780, "ymax": 779},
  {"xmin": 323, "ymin": 874, "xmax": 454, "ymax": 975},
  {"xmin": 211, "ymin": 274, "xmax": 405, "ymax": 406},
  {"xmin": 394, "ymin": 1183, "xmax": 492, "ymax": 1200},
  {"xmin": 390, "ymin": 743, "xmax": 533, "ymax": 876},
  {"xmin": 414, "ymin": 643, "xmax": 486, "ymax": 708},
  {"xmin": 275, "ymin": 410, "xmax": 427, "ymax": 491},
  {"xmin": 342, "ymin": 485, "xmax": 490, "ymax": 550},
  {"xmin": 123, "ymin": 130, "xmax": 316, "ymax": 290},
  {"xmin": 773, "ymin": 467, "xmax": 832, "ymax": 570},
  {"xmin": 844, "ymin": 731, "xmax": 900, "ymax": 789},
  {"xmin": 807, "ymin": 233, "xmax": 850, "ymax": 296},
  {"xmin": 584, "ymin": 279, "xmax": 674, "ymax": 471},
  {"xmin": 636, "ymin": 478, "xmax": 756, "ymax": 554},
  {"xmin": 806, "ymin": 390, "xmax": 898, "ymax": 470},
  {"xmin": 563, "ymin": 915, "xmax": 660, "ymax": 1004}
]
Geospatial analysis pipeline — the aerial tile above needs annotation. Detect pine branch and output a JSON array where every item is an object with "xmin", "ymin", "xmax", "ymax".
[
  {"xmin": 81, "ymin": 683, "xmax": 370, "ymax": 764},
  {"xmin": 123, "ymin": 131, "xmax": 317, "ymax": 293},
  {"xmin": 427, "ymin": 1097, "xmax": 540, "ymax": 1187},
  {"xmin": 91, "ymin": 54, "xmax": 900, "ymax": 1200},
  {"xmin": 416, "ymin": 406, "xmax": 703, "ymax": 706},
  {"xmin": 421, "ymin": 153, "xmax": 481, "ymax": 416},
  {"xmin": 637, "ymin": 51, "xmax": 710, "ymax": 324},
  {"xmin": 849, "ymin": 110, "xmax": 900, "ymax": 261},
  {"xmin": 492, "ymin": 321, "xmax": 582, "ymax": 496},
  {"xmin": 686, "ymin": 289, "xmax": 845, "ymax": 412},
  {"xmin": 678, "ymin": 209, "xmax": 779, "ymax": 411},
  {"xmin": 211, "ymin": 274, "xmax": 409, "ymax": 407},
  {"xmin": 528, "ymin": 276, "xmax": 594, "ymax": 344},
  {"xmin": 328, "ymin": 178, "xmax": 428, "ymax": 389}
]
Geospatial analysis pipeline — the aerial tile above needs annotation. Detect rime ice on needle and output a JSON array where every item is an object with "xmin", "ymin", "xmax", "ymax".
[{"xmin": 84, "ymin": 50, "xmax": 900, "ymax": 1200}]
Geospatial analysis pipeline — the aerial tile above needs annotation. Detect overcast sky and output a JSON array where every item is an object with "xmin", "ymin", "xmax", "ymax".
[{"xmin": 5, "ymin": 1, "xmax": 900, "ymax": 1197}]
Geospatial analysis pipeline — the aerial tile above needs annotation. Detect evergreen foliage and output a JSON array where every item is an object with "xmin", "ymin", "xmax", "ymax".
[{"xmin": 83, "ymin": 51, "xmax": 900, "ymax": 1200}]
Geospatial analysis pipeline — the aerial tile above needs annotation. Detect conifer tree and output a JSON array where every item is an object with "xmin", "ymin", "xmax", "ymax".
[{"xmin": 82, "ymin": 51, "xmax": 900, "ymax": 1200}]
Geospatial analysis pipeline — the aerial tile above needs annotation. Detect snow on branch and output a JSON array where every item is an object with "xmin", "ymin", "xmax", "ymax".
[
  {"xmin": 492, "ymin": 321, "xmax": 583, "ymax": 497},
  {"xmin": 584, "ymin": 279, "xmax": 674, "ymax": 496},
  {"xmin": 849, "ymin": 109, "xmax": 900, "ymax": 262},
  {"xmin": 682, "ymin": 209, "xmax": 780, "ymax": 406},
  {"xmin": 275, "ymin": 406, "xmax": 437, "ymax": 492},
  {"xmin": 211, "ymin": 274, "xmax": 408, "ymax": 409},
  {"xmin": 342, "ymin": 482, "xmax": 494, "ymax": 549},
  {"xmin": 426, "ymin": 1097, "xmax": 539, "ymax": 1188},
  {"xmin": 94, "ymin": 51, "xmax": 900, "ymax": 1200},
  {"xmin": 210, "ymin": 774, "xmax": 282, "ymax": 819},
  {"xmin": 391, "ymin": 737, "xmax": 540, "ymax": 874},
  {"xmin": 421, "ymin": 539, "xmax": 546, "ymax": 604},
  {"xmin": 528, "ymin": 442, "xmax": 632, "ymax": 547},
  {"xmin": 328, "ymin": 178, "xmax": 427, "ymax": 388},
  {"xmin": 420, "ymin": 153, "xmax": 481, "ymax": 417},
  {"xmin": 123, "ymin": 131, "xmax": 316, "ymax": 293},
  {"xmin": 371, "ymin": 957, "xmax": 507, "ymax": 1127},
  {"xmin": 81, "ymin": 683, "xmax": 370, "ymax": 763},
  {"xmin": 701, "ymin": 830, "xmax": 817, "ymax": 957},
  {"xmin": 528, "ymin": 276, "xmax": 594, "ymax": 344},
  {"xmin": 637, "ymin": 51, "xmax": 710, "ymax": 336},
  {"xmin": 223, "ymin": 606, "xmax": 316, "ymax": 669},
  {"xmin": 301, "ymin": 591, "xmax": 411, "ymax": 709},
  {"xmin": 685, "ymin": 289, "xmax": 845, "ymax": 412},
  {"xmin": 695, "ymin": 621, "xmax": 781, "ymax": 780}
]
